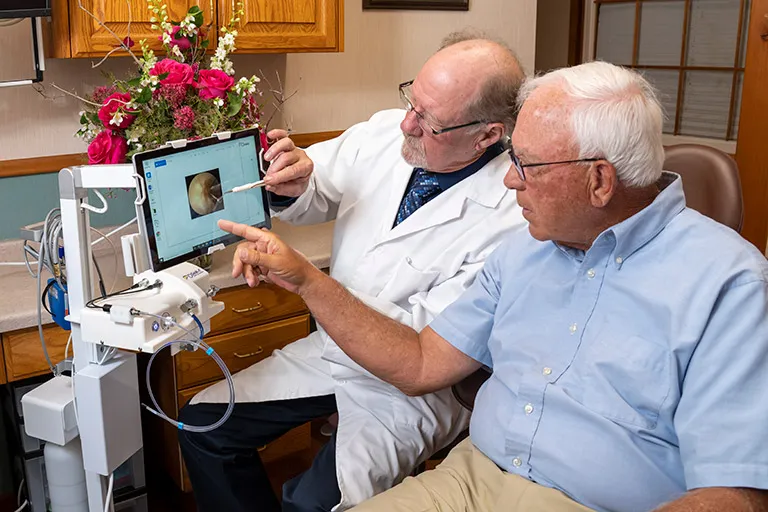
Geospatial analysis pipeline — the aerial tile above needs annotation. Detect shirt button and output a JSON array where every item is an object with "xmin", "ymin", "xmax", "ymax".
[
  {"xmin": 512, "ymin": 457, "xmax": 522, "ymax": 467},
  {"xmin": 615, "ymin": 256, "xmax": 623, "ymax": 264},
  {"xmin": 542, "ymin": 367, "xmax": 552, "ymax": 376},
  {"xmin": 587, "ymin": 268, "xmax": 596, "ymax": 279},
  {"xmin": 524, "ymin": 403, "xmax": 534, "ymax": 414},
  {"xmin": 569, "ymin": 323, "xmax": 577, "ymax": 334}
]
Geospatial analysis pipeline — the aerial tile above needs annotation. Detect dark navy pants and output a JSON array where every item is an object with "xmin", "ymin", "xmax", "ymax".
[{"xmin": 178, "ymin": 395, "xmax": 339, "ymax": 512}]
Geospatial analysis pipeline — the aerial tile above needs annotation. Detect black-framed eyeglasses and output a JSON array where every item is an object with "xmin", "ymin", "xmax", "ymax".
[
  {"xmin": 399, "ymin": 80, "xmax": 485, "ymax": 135},
  {"xmin": 509, "ymin": 147, "xmax": 601, "ymax": 181}
]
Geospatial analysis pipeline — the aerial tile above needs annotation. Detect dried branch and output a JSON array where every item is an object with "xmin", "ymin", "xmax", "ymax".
[
  {"xmin": 259, "ymin": 69, "xmax": 299, "ymax": 131},
  {"xmin": 90, "ymin": 46, "xmax": 124, "ymax": 69},
  {"xmin": 77, "ymin": 0, "xmax": 142, "ymax": 67},
  {"xmin": 35, "ymin": 82, "xmax": 101, "ymax": 107}
]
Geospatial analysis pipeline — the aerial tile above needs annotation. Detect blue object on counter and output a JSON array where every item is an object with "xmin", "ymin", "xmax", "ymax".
[{"xmin": 46, "ymin": 278, "xmax": 71, "ymax": 330}]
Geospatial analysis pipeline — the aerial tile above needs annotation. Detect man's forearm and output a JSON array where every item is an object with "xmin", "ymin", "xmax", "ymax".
[
  {"xmin": 655, "ymin": 488, "xmax": 768, "ymax": 512},
  {"xmin": 299, "ymin": 268, "xmax": 426, "ymax": 394}
]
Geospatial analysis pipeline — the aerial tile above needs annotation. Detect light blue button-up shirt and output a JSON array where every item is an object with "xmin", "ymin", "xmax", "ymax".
[{"xmin": 430, "ymin": 173, "xmax": 768, "ymax": 512}]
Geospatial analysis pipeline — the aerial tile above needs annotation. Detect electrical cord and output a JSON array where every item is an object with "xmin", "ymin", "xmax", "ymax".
[
  {"xmin": 91, "ymin": 217, "xmax": 137, "ymax": 248},
  {"xmin": 103, "ymin": 473, "xmax": 114, "ymax": 512},
  {"xmin": 15, "ymin": 479, "xmax": 27, "ymax": 512},
  {"xmin": 90, "ymin": 226, "xmax": 119, "ymax": 294},
  {"xmin": 142, "ymin": 313, "xmax": 235, "ymax": 432},
  {"xmin": 85, "ymin": 279, "xmax": 159, "ymax": 310}
]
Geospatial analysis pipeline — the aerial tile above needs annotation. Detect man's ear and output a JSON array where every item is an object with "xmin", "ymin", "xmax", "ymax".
[
  {"xmin": 475, "ymin": 122, "xmax": 505, "ymax": 150},
  {"xmin": 590, "ymin": 161, "xmax": 618, "ymax": 208}
]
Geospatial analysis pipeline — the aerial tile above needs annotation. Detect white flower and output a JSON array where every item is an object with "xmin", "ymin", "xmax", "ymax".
[
  {"xmin": 215, "ymin": 47, "xmax": 227, "ymax": 60},
  {"xmin": 162, "ymin": 32, "xmax": 172, "ymax": 45},
  {"xmin": 213, "ymin": 98, "xmax": 224, "ymax": 108},
  {"xmin": 110, "ymin": 111, "xmax": 125, "ymax": 126}
]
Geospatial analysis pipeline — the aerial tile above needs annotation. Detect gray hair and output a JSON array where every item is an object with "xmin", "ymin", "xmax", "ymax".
[
  {"xmin": 518, "ymin": 61, "xmax": 665, "ymax": 188},
  {"xmin": 439, "ymin": 29, "xmax": 524, "ymax": 137}
]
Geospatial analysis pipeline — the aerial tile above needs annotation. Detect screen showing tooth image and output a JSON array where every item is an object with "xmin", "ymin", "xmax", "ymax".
[{"xmin": 142, "ymin": 137, "xmax": 265, "ymax": 263}]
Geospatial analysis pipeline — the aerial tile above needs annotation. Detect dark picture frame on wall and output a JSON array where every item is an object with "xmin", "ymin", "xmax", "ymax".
[{"xmin": 363, "ymin": 0, "xmax": 469, "ymax": 11}]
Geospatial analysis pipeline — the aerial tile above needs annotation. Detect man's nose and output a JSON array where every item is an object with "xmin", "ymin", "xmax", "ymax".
[
  {"xmin": 503, "ymin": 164, "xmax": 525, "ymax": 191},
  {"xmin": 400, "ymin": 110, "xmax": 423, "ymax": 136}
]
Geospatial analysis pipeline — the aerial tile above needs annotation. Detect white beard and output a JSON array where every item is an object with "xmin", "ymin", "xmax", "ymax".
[{"xmin": 401, "ymin": 135, "xmax": 428, "ymax": 169}]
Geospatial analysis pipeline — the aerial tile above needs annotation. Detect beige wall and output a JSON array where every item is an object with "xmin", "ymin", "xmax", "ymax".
[
  {"xmin": 534, "ymin": 0, "xmax": 571, "ymax": 73},
  {"xmin": 0, "ymin": 0, "xmax": 536, "ymax": 161}
]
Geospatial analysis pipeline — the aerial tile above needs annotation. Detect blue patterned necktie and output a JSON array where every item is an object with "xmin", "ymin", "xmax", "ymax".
[{"xmin": 393, "ymin": 168, "xmax": 443, "ymax": 227}]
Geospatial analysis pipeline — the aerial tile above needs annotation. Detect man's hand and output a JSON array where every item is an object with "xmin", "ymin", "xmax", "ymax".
[
  {"xmin": 262, "ymin": 129, "xmax": 314, "ymax": 197},
  {"xmin": 218, "ymin": 219, "xmax": 324, "ymax": 295}
]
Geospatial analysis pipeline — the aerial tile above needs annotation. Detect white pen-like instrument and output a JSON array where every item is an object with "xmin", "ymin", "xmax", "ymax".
[{"xmin": 224, "ymin": 180, "xmax": 267, "ymax": 194}]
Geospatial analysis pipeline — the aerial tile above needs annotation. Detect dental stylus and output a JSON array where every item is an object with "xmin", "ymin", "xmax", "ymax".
[
  {"xmin": 210, "ymin": 180, "xmax": 267, "ymax": 196},
  {"xmin": 227, "ymin": 180, "xmax": 267, "ymax": 193}
]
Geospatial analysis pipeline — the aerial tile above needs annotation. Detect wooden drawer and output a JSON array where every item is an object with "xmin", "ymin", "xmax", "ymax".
[
  {"xmin": 209, "ymin": 284, "xmax": 309, "ymax": 337},
  {"xmin": 176, "ymin": 383, "xmax": 311, "ymax": 492},
  {"xmin": 0, "ymin": 341, "xmax": 6, "ymax": 384},
  {"xmin": 3, "ymin": 324, "xmax": 68, "ymax": 381},
  {"xmin": 176, "ymin": 315, "xmax": 311, "ymax": 389}
]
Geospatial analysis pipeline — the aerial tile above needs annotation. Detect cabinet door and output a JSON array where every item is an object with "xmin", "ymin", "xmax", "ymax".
[
  {"xmin": 221, "ymin": 0, "xmax": 343, "ymax": 53},
  {"xmin": 3, "ymin": 325, "xmax": 68, "ymax": 381},
  {"xmin": 68, "ymin": 0, "xmax": 215, "ymax": 58}
]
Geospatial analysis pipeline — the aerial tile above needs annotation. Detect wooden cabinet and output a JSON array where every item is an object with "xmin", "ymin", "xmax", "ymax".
[
  {"xmin": 0, "ymin": 342, "xmax": 6, "ymax": 384},
  {"xmin": 222, "ymin": 0, "xmax": 343, "ymax": 53},
  {"xmin": 141, "ymin": 282, "xmax": 312, "ymax": 492},
  {"xmin": 2, "ymin": 324, "xmax": 69, "ymax": 381},
  {"xmin": 48, "ymin": 0, "xmax": 343, "ymax": 58}
]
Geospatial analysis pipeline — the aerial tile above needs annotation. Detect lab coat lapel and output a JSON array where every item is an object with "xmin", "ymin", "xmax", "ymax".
[
  {"xmin": 374, "ymin": 152, "xmax": 509, "ymax": 247},
  {"xmin": 374, "ymin": 160, "xmax": 417, "ymax": 245}
]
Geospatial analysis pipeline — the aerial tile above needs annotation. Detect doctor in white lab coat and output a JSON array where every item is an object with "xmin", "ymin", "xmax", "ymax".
[{"xmin": 179, "ymin": 32, "xmax": 526, "ymax": 512}]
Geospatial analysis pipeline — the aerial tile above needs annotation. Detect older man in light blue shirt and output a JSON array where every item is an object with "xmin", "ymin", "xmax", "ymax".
[{"xmin": 217, "ymin": 61, "xmax": 768, "ymax": 511}]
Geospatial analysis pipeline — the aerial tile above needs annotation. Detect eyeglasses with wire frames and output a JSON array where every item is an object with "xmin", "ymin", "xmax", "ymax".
[
  {"xmin": 509, "ymin": 148, "xmax": 602, "ymax": 181},
  {"xmin": 399, "ymin": 80, "xmax": 486, "ymax": 135}
]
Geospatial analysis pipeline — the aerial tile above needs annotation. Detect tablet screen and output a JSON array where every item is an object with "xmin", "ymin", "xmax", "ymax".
[{"xmin": 134, "ymin": 130, "xmax": 270, "ymax": 271}]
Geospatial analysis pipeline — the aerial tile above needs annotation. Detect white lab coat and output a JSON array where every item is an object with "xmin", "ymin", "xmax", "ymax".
[{"xmin": 192, "ymin": 109, "xmax": 526, "ymax": 510}]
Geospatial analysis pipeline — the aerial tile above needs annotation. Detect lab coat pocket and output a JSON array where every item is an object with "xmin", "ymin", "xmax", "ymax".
[
  {"xmin": 377, "ymin": 257, "xmax": 441, "ymax": 305},
  {"xmin": 582, "ymin": 334, "xmax": 671, "ymax": 429}
]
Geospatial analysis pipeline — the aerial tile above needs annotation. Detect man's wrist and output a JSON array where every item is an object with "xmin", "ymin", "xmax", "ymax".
[{"xmin": 297, "ymin": 265, "xmax": 330, "ymax": 301}]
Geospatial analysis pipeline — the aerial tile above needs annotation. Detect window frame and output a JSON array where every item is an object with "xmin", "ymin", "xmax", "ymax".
[{"xmin": 582, "ymin": 0, "xmax": 748, "ymax": 150}]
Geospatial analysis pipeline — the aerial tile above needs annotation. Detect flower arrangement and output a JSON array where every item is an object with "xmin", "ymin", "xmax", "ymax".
[{"xmin": 76, "ymin": 0, "xmax": 266, "ymax": 165}]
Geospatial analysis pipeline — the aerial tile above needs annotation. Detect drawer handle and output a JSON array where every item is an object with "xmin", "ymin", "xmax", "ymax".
[
  {"xmin": 257, "ymin": 445, "xmax": 267, "ymax": 452},
  {"xmin": 233, "ymin": 347, "xmax": 264, "ymax": 358},
  {"xmin": 231, "ymin": 302, "xmax": 264, "ymax": 314}
]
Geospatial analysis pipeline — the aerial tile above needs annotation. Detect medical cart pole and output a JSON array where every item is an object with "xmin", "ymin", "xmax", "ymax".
[{"xmin": 58, "ymin": 165, "xmax": 144, "ymax": 512}]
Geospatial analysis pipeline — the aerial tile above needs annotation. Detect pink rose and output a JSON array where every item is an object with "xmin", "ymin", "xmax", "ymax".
[
  {"xmin": 196, "ymin": 69, "xmax": 235, "ymax": 100},
  {"xmin": 259, "ymin": 132, "xmax": 270, "ymax": 152},
  {"xmin": 97, "ymin": 92, "xmax": 135, "ymax": 129},
  {"xmin": 160, "ymin": 26, "xmax": 192, "ymax": 51},
  {"xmin": 150, "ymin": 59, "xmax": 195, "ymax": 86},
  {"xmin": 87, "ymin": 131, "xmax": 128, "ymax": 165}
]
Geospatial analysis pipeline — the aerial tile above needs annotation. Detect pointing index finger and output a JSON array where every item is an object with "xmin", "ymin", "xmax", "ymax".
[{"xmin": 218, "ymin": 219, "xmax": 273, "ymax": 244}]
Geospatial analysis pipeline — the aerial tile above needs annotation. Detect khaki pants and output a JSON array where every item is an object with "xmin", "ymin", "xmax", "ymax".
[{"xmin": 350, "ymin": 438, "xmax": 594, "ymax": 512}]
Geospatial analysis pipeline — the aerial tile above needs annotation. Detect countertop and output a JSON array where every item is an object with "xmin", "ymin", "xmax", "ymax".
[{"xmin": 0, "ymin": 219, "xmax": 334, "ymax": 333}]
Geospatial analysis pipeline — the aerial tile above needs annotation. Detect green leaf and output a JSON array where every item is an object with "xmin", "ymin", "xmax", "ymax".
[
  {"xmin": 126, "ymin": 77, "xmax": 142, "ymax": 88},
  {"xmin": 87, "ymin": 112, "xmax": 101, "ymax": 125},
  {"xmin": 200, "ymin": 39, "xmax": 210, "ymax": 48},
  {"xmin": 226, "ymin": 92, "xmax": 243, "ymax": 116},
  {"xmin": 80, "ymin": 113, "xmax": 88, "ymax": 125},
  {"xmin": 188, "ymin": 5, "xmax": 202, "ymax": 15},
  {"xmin": 135, "ymin": 87, "xmax": 153, "ymax": 104},
  {"xmin": 158, "ymin": 72, "xmax": 170, "ymax": 81}
]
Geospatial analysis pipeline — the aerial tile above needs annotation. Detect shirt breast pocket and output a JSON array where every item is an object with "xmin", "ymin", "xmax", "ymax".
[
  {"xmin": 377, "ymin": 257, "xmax": 441, "ymax": 304},
  {"xmin": 581, "ymin": 333, "xmax": 672, "ymax": 429}
]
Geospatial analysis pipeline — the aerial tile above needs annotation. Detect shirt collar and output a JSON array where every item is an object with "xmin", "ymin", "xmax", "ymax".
[
  {"xmin": 422, "ymin": 142, "xmax": 505, "ymax": 191},
  {"xmin": 554, "ymin": 172, "xmax": 686, "ymax": 266},
  {"xmin": 598, "ymin": 172, "xmax": 686, "ymax": 267}
]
